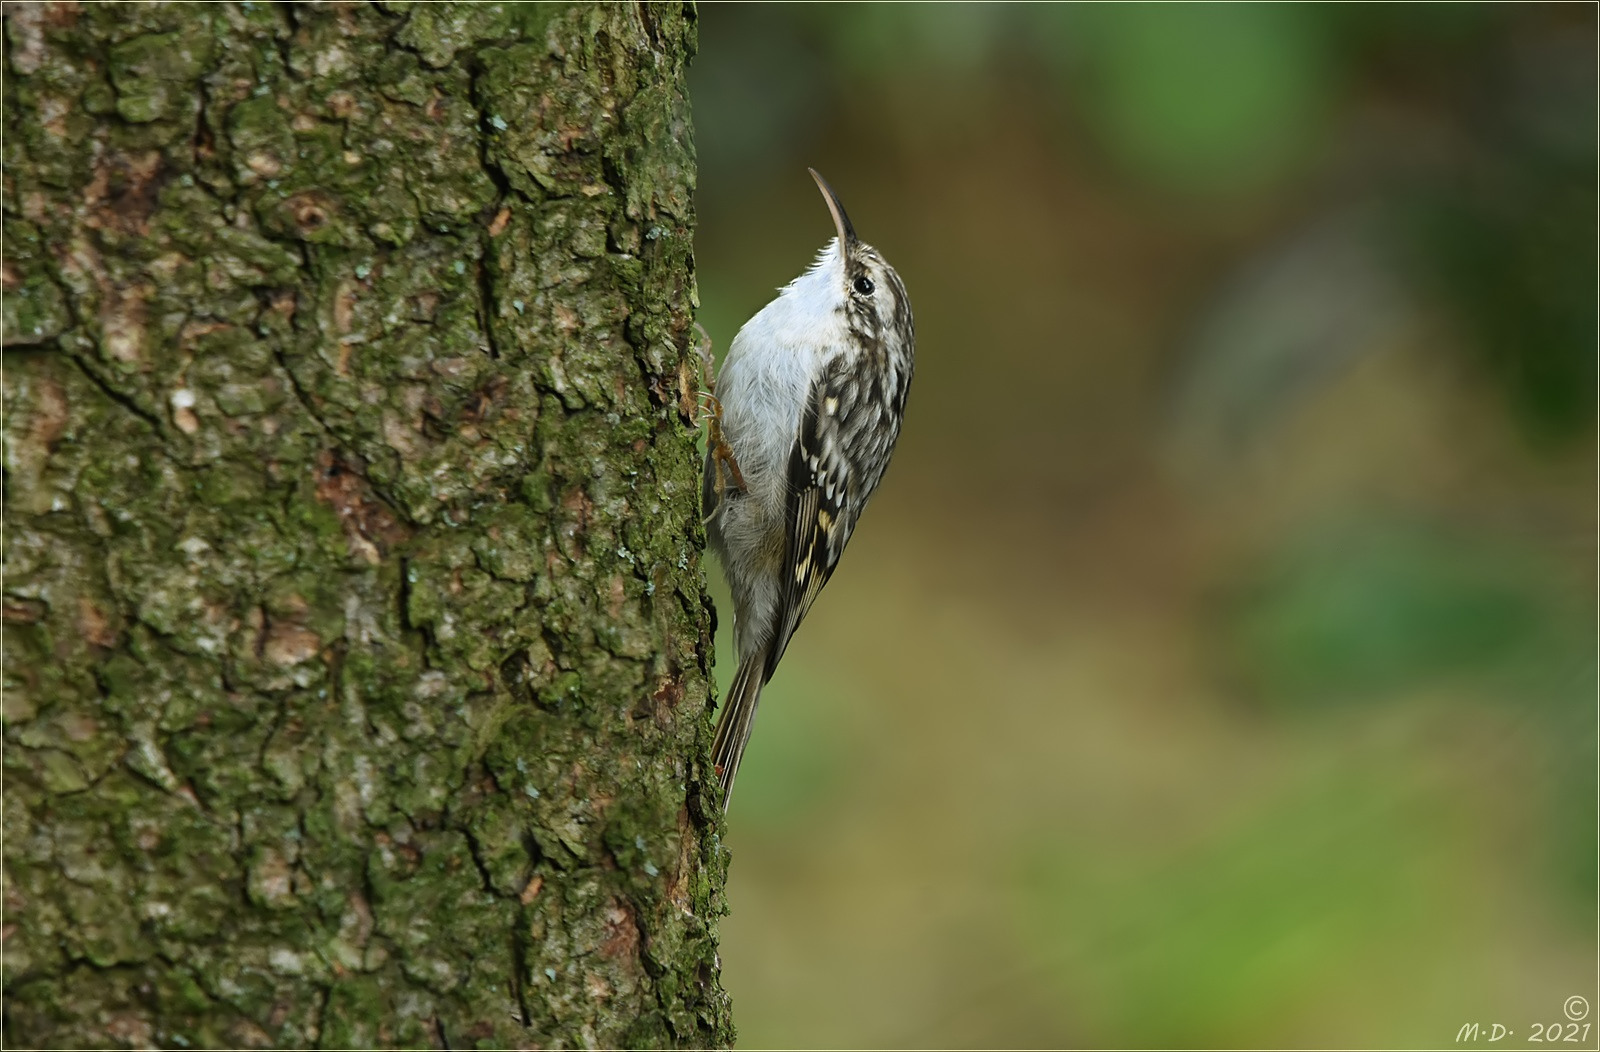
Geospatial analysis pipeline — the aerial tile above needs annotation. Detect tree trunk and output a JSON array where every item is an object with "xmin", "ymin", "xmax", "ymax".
[{"xmin": 3, "ymin": 2, "xmax": 729, "ymax": 1046}]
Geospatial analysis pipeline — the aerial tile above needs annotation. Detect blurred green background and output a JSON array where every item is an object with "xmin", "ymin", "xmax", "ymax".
[{"xmin": 688, "ymin": 4, "xmax": 1596, "ymax": 1048}]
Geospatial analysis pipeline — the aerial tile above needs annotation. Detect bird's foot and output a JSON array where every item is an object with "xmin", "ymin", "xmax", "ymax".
[
  {"xmin": 692, "ymin": 323, "xmax": 747, "ymax": 497},
  {"xmin": 694, "ymin": 321, "xmax": 716, "ymax": 391},
  {"xmin": 692, "ymin": 321, "xmax": 720, "ymax": 431},
  {"xmin": 706, "ymin": 405, "xmax": 747, "ymax": 495}
]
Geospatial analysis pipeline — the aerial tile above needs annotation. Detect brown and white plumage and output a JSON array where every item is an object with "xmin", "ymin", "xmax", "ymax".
[{"xmin": 703, "ymin": 170, "xmax": 915, "ymax": 810}]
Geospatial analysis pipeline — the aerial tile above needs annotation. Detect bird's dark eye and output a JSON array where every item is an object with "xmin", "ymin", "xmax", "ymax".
[{"xmin": 853, "ymin": 276, "xmax": 874, "ymax": 296}]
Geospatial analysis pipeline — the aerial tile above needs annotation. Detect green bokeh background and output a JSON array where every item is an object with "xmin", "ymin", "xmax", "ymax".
[{"xmin": 689, "ymin": 4, "xmax": 1595, "ymax": 1047}]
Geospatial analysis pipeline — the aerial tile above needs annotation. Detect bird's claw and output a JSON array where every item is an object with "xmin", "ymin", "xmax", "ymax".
[
  {"xmin": 694, "ymin": 321, "xmax": 715, "ymax": 390},
  {"xmin": 694, "ymin": 323, "xmax": 747, "ymax": 498},
  {"xmin": 706, "ymin": 399, "xmax": 747, "ymax": 495},
  {"xmin": 691, "ymin": 322, "xmax": 721, "ymax": 434}
]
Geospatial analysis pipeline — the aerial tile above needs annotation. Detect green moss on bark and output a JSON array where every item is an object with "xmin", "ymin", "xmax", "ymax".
[{"xmin": 3, "ymin": 2, "xmax": 728, "ymax": 1046}]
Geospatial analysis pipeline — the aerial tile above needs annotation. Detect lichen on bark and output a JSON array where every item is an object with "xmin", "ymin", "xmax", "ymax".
[{"xmin": 3, "ymin": 2, "xmax": 729, "ymax": 1047}]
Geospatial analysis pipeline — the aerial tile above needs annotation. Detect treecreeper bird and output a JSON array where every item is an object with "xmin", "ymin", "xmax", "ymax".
[{"xmin": 702, "ymin": 169, "xmax": 915, "ymax": 811}]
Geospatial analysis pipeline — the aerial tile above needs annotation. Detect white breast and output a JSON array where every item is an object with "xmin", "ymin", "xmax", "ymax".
[{"xmin": 715, "ymin": 240, "xmax": 847, "ymax": 517}]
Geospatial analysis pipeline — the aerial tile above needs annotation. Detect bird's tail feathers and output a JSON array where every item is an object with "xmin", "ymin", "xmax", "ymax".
[{"xmin": 711, "ymin": 651, "xmax": 767, "ymax": 812}]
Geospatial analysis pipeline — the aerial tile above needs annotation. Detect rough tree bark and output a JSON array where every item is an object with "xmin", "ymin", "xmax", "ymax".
[{"xmin": 2, "ymin": 2, "xmax": 731, "ymax": 1047}]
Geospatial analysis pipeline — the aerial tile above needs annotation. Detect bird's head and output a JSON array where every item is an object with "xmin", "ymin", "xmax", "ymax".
[{"xmin": 803, "ymin": 168, "xmax": 914, "ymax": 360}]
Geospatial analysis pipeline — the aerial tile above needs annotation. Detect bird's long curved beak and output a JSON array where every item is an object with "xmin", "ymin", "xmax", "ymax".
[{"xmin": 809, "ymin": 168, "xmax": 857, "ymax": 248}]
